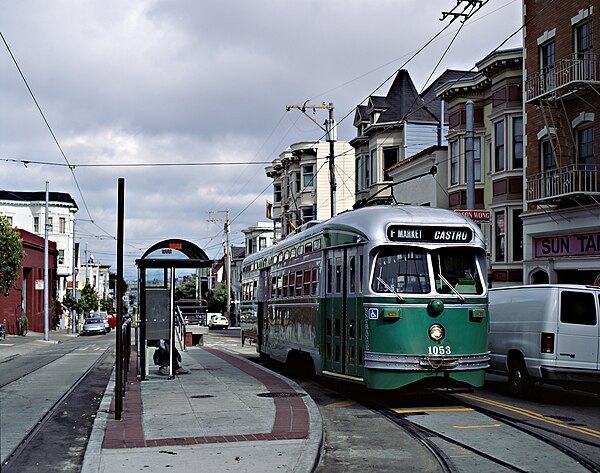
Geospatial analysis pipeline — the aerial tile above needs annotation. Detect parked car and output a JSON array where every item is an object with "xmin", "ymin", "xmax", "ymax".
[
  {"xmin": 93, "ymin": 311, "xmax": 113, "ymax": 333},
  {"xmin": 82, "ymin": 317, "xmax": 107, "ymax": 335},
  {"xmin": 208, "ymin": 314, "xmax": 229, "ymax": 330},
  {"xmin": 183, "ymin": 314, "xmax": 201, "ymax": 325},
  {"xmin": 488, "ymin": 284, "xmax": 600, "ymax": 396}
]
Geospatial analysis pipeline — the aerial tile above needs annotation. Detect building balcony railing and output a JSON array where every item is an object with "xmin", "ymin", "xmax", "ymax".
[
  {"xmin": 525, "ymin": 54, "xmax": 600, "ymax": 103},
  {"xmin": 526, "ymin": 164, "xmax": 600, "ymax": 204}
]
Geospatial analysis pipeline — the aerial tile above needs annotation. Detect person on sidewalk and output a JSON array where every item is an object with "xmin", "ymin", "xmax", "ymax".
[{"xmin": 153, "ymin": 339, "xmax": 189, "ymax": 375}]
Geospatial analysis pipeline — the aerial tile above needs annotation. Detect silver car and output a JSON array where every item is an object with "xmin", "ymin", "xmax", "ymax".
[{"xmin": 82, "ymin": 317, "xmax": 107, "ymax": 335}]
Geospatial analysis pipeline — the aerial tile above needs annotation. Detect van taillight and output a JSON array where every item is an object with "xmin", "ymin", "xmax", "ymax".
[{"xmin": 541, "ymin": 333, "xmax": 554, "ymax": 354}]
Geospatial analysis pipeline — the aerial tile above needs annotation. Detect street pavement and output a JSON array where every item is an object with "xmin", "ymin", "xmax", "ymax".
[{"xmin": 0, "ymin": 330, "xmax": 101, "ymax": 465}]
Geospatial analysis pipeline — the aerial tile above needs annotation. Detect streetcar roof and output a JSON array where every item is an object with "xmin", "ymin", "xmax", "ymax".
[{"xmin": 243, "ymin": 205, "xmax": 485, "ymax": 267}]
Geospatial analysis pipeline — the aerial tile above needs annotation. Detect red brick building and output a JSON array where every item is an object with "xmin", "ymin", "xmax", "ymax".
[
  {"xmin": 522, "ymin": 0, "xmax": 600, "ymax": 284},
  {"xmin": 0, "ymin": 230, "xmax": 57, "ymax": 333}
]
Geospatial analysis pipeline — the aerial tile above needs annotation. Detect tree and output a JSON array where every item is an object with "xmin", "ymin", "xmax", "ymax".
[
  {"xmin": 79, "ymin": 283, "xmax": 99, "ymax": 315},
  {"xmin": 206, "ymin": 282, "xmax": 229, "ymax": 313},
  {"xmin": 175, "ymin": 275, "xmax": 198, "ymax": 301},
  {"xmin": 0, "ymin": 216, "xmax": 26, "ymax": 297}
]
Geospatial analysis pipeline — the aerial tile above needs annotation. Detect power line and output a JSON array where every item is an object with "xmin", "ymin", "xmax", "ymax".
[{"xmin": 0, "ymin": 157, "xmax": 273, "ymax": 168}]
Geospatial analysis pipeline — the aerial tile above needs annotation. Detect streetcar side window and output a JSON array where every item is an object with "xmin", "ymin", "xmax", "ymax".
[
  {"xmin": 303, "ymin": 269, "xmax": 311, "ymax": 295},
  {"xmin": 327, "ymin": 258, "xmax": 333, "ymax": 293},
  {"xmin": 312, "ymin": 267, "xmax": 319, "ymax": 295},
  {"xmin": 349, "ymin": 256, "xmax": 356, "ymax": 293},
  {"xmin": 296, "ymin": 271, "xmax": 303, "ymax": 295},
  {"xmin": 335, "ymin": 257, "xmax": 342, "ymax": 293}
]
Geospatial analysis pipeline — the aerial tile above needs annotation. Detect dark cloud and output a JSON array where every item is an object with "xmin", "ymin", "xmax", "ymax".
[{"xmin": 1, "ymin": 0, "xmax": 521, "ymax": 277}]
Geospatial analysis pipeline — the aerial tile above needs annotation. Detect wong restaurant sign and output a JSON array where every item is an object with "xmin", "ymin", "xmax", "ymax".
[{"xmin": 535, "ymin": 232, "xmax": 600, "ymax": 257}]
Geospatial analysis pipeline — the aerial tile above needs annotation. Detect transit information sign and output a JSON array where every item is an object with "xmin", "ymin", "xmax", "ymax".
[{"xmin": 387, "ymin": 225, "xmax": 473, "ymax": 243}]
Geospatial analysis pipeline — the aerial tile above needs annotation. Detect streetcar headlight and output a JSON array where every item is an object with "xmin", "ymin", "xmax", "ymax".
[{"xmin": 429, "ymin": 324, "xmax": 445, "ymax": 341}]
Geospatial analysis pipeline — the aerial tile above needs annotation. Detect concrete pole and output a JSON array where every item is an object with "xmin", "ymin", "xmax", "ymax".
[
  {"xmin": 465, "ymin": 100, "xmax": 475, "ymax": 210},
  {"xmin": 44, "ymin": 182, "xmax": 49, "ymax": 340},
  {"xmin": 225, "ymin": 209, "xmax": 231, "ymax": 323},
  {"xmin": 326, "ymin": 103, "xmax": 337, "ymax": 218},
  {"xmin": 72, "ymin": 219, "xmax": 77, "ymax": 333}
]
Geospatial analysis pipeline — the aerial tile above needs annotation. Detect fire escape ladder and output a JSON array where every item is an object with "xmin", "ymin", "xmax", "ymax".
[{"xmin": 539, "ymin": 98, "xmax": 571, "ymax": 167}]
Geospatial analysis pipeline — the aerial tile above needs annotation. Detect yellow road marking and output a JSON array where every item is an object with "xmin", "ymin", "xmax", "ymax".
[
  {"xmin": 456, "ymin": 393, "xmax": 600, "ymax": 440},
  {"xmin": 393, "ymin": 407, "xmax": 473, "ymax": 414},
  {"xmin": 326, "ymin": 400, "xmax": 357, "ymax": 408},
  {"xmin": 453, "ymin": 424, "xmax": 502, "ymax": 429}
]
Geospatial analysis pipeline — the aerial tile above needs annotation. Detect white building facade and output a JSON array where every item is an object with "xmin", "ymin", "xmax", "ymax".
[{"xmin": 0, "ymin": 190, "xmax": 78, "ymax": 302}]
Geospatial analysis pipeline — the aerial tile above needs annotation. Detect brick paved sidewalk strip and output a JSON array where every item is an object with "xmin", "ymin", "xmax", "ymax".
[{"xmin": 102, "ymin": 346, "xmax": 309, "ymax": 449}]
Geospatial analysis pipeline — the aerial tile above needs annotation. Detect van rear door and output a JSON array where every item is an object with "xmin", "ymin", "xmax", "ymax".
[{"xmin": 556, "ymin": 289, "xmax": 599, "ymax": 370}]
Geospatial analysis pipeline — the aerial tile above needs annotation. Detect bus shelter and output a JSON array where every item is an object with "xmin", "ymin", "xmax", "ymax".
[{"xmin": 136, "ymin": 239, "xmax": 213, "ymax": 380}]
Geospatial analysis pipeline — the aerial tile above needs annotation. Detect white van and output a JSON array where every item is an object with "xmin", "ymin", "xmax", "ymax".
[{"xmin": 488, "ymin": 284, "xmax": 600, "ymax": 395}]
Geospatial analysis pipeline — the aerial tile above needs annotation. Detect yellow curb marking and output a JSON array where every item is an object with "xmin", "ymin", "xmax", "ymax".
[
  {"xmin": 393, "ymin": 407, "xmax": 473, "ymax": 414},
  {"xmin": 453, "ymin": 423, "xmax": 502, "ymax": 429}
]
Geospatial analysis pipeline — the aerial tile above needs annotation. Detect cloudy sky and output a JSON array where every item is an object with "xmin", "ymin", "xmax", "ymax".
[{"xmin": 1, "ymin": 0, "xmax": 522, "ymax": 279}]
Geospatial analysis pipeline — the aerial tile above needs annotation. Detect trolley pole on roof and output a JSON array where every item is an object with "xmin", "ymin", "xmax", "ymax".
[{"xmin": 286, "ymin": 101, "xmax": 337, "ymax": 217}]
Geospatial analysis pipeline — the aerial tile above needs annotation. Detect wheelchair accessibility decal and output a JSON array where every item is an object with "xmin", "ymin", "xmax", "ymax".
[{"xmin": 368, "ymin": 308, "xmax": 379, "ymax": 320}]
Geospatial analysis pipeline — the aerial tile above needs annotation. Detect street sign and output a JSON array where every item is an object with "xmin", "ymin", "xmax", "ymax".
[{"xmin": 454, "ymin": 209, "xmax": 491, "ymax": 223}]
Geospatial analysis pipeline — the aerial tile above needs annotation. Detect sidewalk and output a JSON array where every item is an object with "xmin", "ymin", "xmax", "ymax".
[{"xmin": 82, "ymin": 344, "xmax": 323, "ymax": 473}]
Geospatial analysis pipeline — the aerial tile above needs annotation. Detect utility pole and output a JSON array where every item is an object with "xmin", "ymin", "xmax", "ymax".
[
  {"xmin": 286, "ymin": 101, "xmax": 337, "ymax": 217},
  {"xmin": 208, "ymin": 209, "xmax": 232, "ymax": 324},
  {"xmin": 44, "ymin": 182, "xmax": 49, "ymax": 341},
  {"xmin": 466, "ymin": 100, "xmax": 475, "ymax": 210}
]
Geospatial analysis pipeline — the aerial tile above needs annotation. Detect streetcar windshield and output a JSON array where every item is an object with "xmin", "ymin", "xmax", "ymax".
[
  {"xmin": 372, "ymin": 248, "xmax": 430, "ymax": 294},
  {"xmin": 371, "ymin": 246, "xmax": 484, "ymax": 295},
  {"xmin": 432, "ymin": 248, "xmax": 484, "ymax": 295}
]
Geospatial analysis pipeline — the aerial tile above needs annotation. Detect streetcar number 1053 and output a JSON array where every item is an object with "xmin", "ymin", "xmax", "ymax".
[{"xmin": 427, "ymin": 345, "xmax": 452, "ymax": 355}]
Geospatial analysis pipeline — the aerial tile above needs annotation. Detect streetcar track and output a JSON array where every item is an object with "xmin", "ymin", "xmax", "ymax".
[
  {"xmin": 0, "ymin": 345, "xmax": 81, "ymax": 388},
  {"xmin": 450, "ymin": 394, "xmax": 600, "ymax": 472},
  {"xmin": 375, "ymin": 406, "xmax": 529, "ymax": 473},
  {"xmin": 1, "ymin": 347, "xmax": 112, "ymax": 471}
]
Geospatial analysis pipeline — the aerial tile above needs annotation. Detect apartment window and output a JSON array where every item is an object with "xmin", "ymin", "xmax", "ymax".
[
  {"xmin": 512, "ymin": 209, "xmax": 523, "ymax": 262},
  {"xmin": 365, "ymin": 153, "xmax": 371, "ymax": 187},
  {"xmin": 59, "ymin": 217, "xmax": 66, "ymax": 233},
  {"xmin": 274, "ymin": 184, "xmax": 281, "ymax": 203},
  {"xmin": 474, "ymin": 137, "xmax": 482, "ymax": 182},
  {"xmin": 577, "ymin": 125, "xmax": 594, "ymax": 167},
  {"xmin": 58, "ymin": 250, "xmax": 65, "ymax": 265},
  {"xmin": 575, "ymin": 20, "xmax": 593, "ymax": 80},
  {"xmin": 294, "ymin": 172, "xmax": 301, "ymax": 194},
  {"xmin": 541, "ymin": 41, "xmax": 556, "ymax": 92},
  {"xmin": 355, "ymin": 157, "xmax": 363, "ymax": 192},
  {"xmin": 495, "ymin": 211, "xmax": 505, "ymax": 262},
  {"xmin": 450, "ymin": 140, "xmax": 459, "ymax": 185},
  {"xmin": 4, "ymin": 216, "xmax": 13, "ymax": 226},
  {"xmin": 494, "ymin": 121, "xmax": 505, "ymax": 172},
  {"xmin": 370, "ymin": 148, "xmax": 377, "ymax": 185},
  {"xmin": 259, "ymin": 237, "xmax": 267, "ymax": 251},
  {"xmin": 302, "ymin": 164, "xmax": 314, "ymax": 188},
  {"xmin": 47, "ymin": 217, "xmax": 53, "ymax": 233},
  {"xmin": 541, "ymin": 139, "xmax": 556, "ymax": 171},
  {"xmin": 34, "ymin": 217, "xmax": 39, "ymax": 233},
  {"xmin": 383, "ymin": 147, "xmax": 399, "ymax": 181},
  {"xmin": 512, "ymin": 117, "xmax": 523, "ymax": 169}
]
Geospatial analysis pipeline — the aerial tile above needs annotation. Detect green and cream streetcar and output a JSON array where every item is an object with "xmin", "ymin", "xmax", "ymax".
[{"xmin": 240, "ymin": 205, "xmax": 489, "ymax": 390}]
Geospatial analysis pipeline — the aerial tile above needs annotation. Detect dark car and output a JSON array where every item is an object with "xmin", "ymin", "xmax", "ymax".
[{"xmin": 82, "ymin": 317, "xmax": 106, "ymax": 335}]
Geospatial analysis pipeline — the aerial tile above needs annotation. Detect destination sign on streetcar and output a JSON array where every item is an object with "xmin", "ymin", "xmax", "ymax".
[{"xmin": 387, "ymin": 225, "xmax": 473, "ymax": 243}]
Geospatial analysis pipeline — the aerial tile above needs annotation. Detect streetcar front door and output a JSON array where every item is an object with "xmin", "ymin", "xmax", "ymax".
[
  {"xmin": 344, "ymin": 247, "xmax": 363, "ymax": 378},
  {"xmin": 324, "ymin": 249, "xmax": 346, "ymax": 374}
]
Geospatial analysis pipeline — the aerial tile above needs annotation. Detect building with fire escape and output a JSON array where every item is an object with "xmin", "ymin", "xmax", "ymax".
[{"xmin": 522, "ymin": 1, "xmax": 600, "ymax": 285}]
